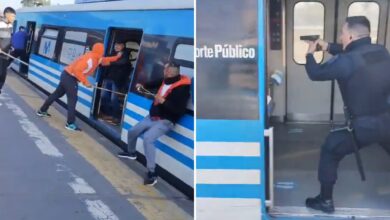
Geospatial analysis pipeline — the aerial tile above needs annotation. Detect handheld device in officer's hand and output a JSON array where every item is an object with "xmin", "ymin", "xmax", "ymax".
[
  {"xmin": 300, "ymin": 35, "xmax": 320, "ymax": 41},
  {"xmin": 300, "ymin": 35, "xmax": 322, "ymax": 51}
]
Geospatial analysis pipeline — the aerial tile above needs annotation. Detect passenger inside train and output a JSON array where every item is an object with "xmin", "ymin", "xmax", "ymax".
[
  {"xmin": 99, "ymin": 41, "xmax": 132, "ymax": 125},
  {"xmin": 97, "ymin": 29, "xmax": 141, "ymax": 127}
]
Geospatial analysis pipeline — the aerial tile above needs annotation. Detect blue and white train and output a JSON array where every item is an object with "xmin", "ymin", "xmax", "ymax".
[
  {"xmin": 196, "ymin": 0, "xmax": 390, "ymax": 219},
  {"xmin": 14, "ymin": 0, "xmax": 194, "ymax": 197}
]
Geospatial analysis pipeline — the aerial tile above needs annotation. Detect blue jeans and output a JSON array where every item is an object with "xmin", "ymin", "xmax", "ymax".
[
  {"xmin": 101, "ymin": 80, "xmax": 120, "ymax": 117},
  {"xmin": 127, "ymin": 116, "xmax": 174, "ymax": 172}
]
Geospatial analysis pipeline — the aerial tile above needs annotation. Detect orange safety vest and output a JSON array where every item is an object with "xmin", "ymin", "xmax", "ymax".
[{"xmin": 153, "ymin": 75, "xmax": 191, "ymax": 106}]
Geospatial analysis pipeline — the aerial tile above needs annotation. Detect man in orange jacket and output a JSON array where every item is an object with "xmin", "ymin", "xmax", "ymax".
[{"xmin": 37, "ymin": 43, "xmax": 120, "ymax": 131}]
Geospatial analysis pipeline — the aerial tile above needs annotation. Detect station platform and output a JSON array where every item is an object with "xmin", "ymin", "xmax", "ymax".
[{"xmin": 0, "ymin": 70, "xmax": 193, "ymax": 220}]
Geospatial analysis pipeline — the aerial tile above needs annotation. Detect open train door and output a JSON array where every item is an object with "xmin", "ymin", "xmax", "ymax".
[{"xmin": 268, "ymin": 0, "xmax": 390, "ymax": 219}]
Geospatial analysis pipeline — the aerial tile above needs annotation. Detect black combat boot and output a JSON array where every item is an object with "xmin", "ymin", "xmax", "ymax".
[{"xmin": 305, "ymin": 195, "xmax": 335, "ymax": 213}]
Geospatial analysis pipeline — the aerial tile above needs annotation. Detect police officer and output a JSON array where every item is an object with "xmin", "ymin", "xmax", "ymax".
[{"xmin": 304, "ymin": 16, "xmax": 390, "ymax": 213}]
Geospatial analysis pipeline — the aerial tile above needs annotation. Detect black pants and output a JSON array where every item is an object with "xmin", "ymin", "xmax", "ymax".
[
  {"xmin": 10, "ymin": 49, "xmax": 28, "ymax": 73},
  {"xmin": 40, "ymin": 71, "xmax": 78, "ymax": 124},
  {"xmin": 319, "ymin": 113, "xmax": 390, "ymax": 185},
  {"xmin": 0, "ymin": 57, "xmax": 9, "ymax": 90}
]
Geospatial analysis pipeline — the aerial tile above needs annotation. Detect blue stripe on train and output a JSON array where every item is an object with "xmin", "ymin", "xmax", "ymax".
[
  {"xmin": 197, "ymin": 120, "xmax": 261, "ymax": 142},
  {"xmin": 30, "ymin": 55, "xmax": 93, "ymax": 96},
  {"xmin": 29, "ymin": 70, "xmax": 92, "ymax": 108},
  {"xmin": 124, "ymin": 122, "xmax": 194, "ymax": 170},
  {"xmin": 127, "ymin": 93, "xmax": 194, "ymax": 130},
  {"xmin": 123, "ymin": 121, "xmax": 193, "ymax": 169},
  {"xmin": 196, "ymin": 156, "xmax": 262, "ymax": 170},
  {"xmin": 197, "ymin": 184, "xmax": 261, "ymax": 199},
  {"xmin": 124, "ymin": 109, "xmax": 194, "ymax": 149}
]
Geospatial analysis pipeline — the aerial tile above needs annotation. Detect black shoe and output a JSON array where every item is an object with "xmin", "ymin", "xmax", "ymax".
[
  {"xmin": 36, "ymin": 110, "xmax": 51, "ymax": 117},
  {"xmin": 306, "ymin": 195, "xmax": 335, "ymax": 213},
  {"xmin": 144, "ymin": 171, "xmax": 157, "ymax": 186},
  {"xmin": 117, "ymin": 152, "xmax": 137, "ymax": 160}
]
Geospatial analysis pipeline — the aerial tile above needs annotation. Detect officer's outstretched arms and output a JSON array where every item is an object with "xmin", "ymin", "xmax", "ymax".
[
  {"xmin": 316, "ymin": 39, "xmax": 329, "ymax": 52},
  {"xmin": 306, "ymin": 40, "xmax": 320, "ymax": 55},
  {"xmin": 303, "ymin": 38, "xmax": 343, "ymax": 56}
]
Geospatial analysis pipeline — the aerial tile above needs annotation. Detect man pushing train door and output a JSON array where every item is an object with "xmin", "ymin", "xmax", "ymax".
[
  {"xmin": 36, "ymin": 43, "xmax": 121, "ymax": 131},
  {"xmin": 303, "ymin": 16, "xmax": 390, "ymax": 213}
]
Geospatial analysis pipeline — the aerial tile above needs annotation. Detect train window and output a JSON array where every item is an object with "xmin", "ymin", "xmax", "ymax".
[
  {"xmin": 348, "ymin": 2, "xmax": 379, "ymax": 43},
  {"xmin": 197, "ymin": 0, "xmax": 258, "ymax": 119},
  {"xmin": 130, "ymin": 35, "xmax": 194, "ymax": 113},
  {"xmin": 175, "ymin": 44, "xmax": 194, "ymax": 63},
  {"xmin": 42, "ymin": 29, "xmax": 59, "ymax": 38},
  {"xmin": 64, "ymin": 31, "xmax": 88, "ymax": 43},
  {"xmin": 173, "ymin": 42, "xmax": 194, "ymax": 109},
  {"xmin": 131, "ymin": 35, "xmax": 174, "ymax": 96},
  {"xmin": 38, "ymin": 28, "xmax": 59, "ymax": 59},
  {"xmin": 293, "ymin": 2, "xmax": 324, "ymax": 64},
  {"xmin": 59, "ymin": 29, "xmax": 104, "ymax": 65},
  {"xmin": 60, "ymin": 31, "xmax": 88, "ymax": 65}
]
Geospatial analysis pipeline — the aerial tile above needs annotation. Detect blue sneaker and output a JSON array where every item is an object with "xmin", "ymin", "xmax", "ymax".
[{"xmin": 65, "ymin": 123, "xmax": 81, "ymax": 131}]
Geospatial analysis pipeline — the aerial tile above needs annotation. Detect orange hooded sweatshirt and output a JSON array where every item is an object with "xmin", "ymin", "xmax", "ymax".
[{"xmin": 65, "ymin": 43, "xmax": 120, "ymax": 86}]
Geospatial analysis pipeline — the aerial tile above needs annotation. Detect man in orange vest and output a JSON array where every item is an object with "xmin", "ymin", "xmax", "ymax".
[
  {"xmin": 36, "ymin": 43, "xmax": 120, "ymax": 131},
  {"xmin": 118, "ymin": 61, "xmax": 191, "ymax": 186}
]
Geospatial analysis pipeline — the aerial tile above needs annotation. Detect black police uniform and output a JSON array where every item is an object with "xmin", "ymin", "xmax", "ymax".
[{"xmin": 304, "ymin": 37, "xmax": 390, "ymax": 212}]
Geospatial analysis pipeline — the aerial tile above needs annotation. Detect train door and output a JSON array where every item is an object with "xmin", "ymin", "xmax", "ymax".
[
  {"xmin": 268, "ymin": 0, "xmax": 390, "ymax": 218},
  {"xmin": 10, "ymin": 21, "xmax": 36, "ymax": 75},
  {"xmin": 286, "ymin": 0, "xmax": 337, "ymax": 122},
  {"xmin": 93, "ymin": 28, "xmax": 142, "ymax": 132},
  {"xmin": 23, "ymin": 21, "xmax": 36, "ymax": 74}
]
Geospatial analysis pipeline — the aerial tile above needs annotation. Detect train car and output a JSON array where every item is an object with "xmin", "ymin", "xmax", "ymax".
[
  {"xmin": 14, "ymin": 0, "xmax": 194, "ymax": 197},
  {"xmin": 196, "ymin": 0, "xmax": 390, "ymax": 219}
]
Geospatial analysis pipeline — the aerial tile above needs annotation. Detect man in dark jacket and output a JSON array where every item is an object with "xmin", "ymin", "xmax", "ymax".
[
  {"xmin": 304, "ymin": 16, "xmax": 390, "ymax": 213},
  {"xmin": 10, "ymin": 26, "xmax": 28, "ymax": 73},
  {"xmin": 0, "ymin": 7, "xmax": 16, "ymax": 93},
  {"xmin": 101, "ymin": 41, "xmax": 131, "ymax": 124},
  {"xmin": 117, "ymin": 61, "xmax": 190, "ymax": 186}
]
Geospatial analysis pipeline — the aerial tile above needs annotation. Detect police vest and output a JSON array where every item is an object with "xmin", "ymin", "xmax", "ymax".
[{"xmin": 338, "ymin": 44, "xmax": 390, "ymax": 118}]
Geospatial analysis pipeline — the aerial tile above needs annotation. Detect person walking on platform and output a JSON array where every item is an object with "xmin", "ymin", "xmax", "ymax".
[
  {"xmin": 304, "ymin": 16, "xmax": 390, "ymax": 213},
  {"xmin": 117, "ymin": 62, "xmax": 190, "ymax": 186},
  {"xmin": 0, "ymin": 7, "xmax": 16, "ymax": 94},
  {"xmin": 36, "ymin": 43, "xmax": 121, "ymax": 131}
]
